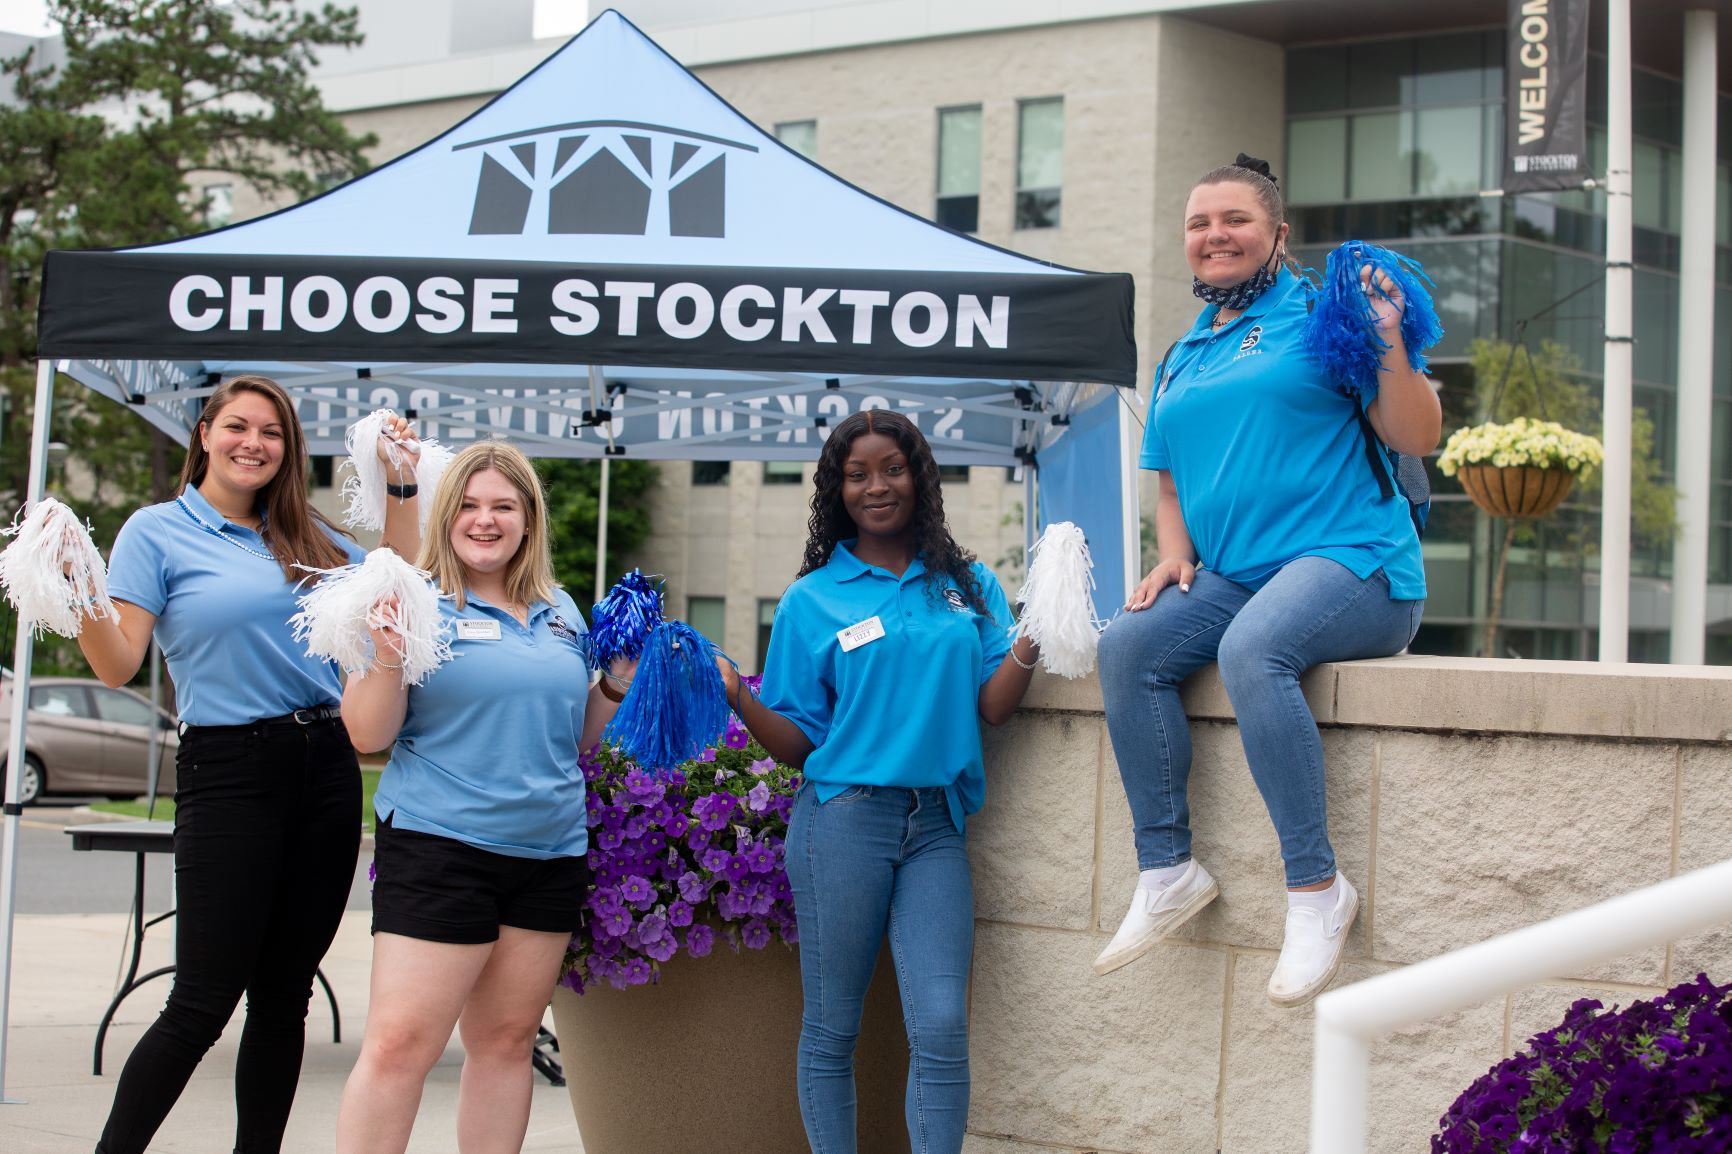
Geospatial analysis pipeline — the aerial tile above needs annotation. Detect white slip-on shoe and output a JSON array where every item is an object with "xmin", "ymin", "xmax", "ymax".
[
  {"xmin": 1267, "ymin": 874, "xmax": 1359, "ymax": 1007},
  {"xmin": 1092, "ymin": 861, "xmax": 1219, "ymax": 976}
]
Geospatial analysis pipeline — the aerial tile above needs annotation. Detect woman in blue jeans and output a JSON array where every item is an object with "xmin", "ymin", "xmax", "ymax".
[
  {"xmin": 720, "ymin": 409, "xmax": 1038, "ymax": 1154},
  {"xmin": 1093, "ymin": 155, "xmax": 1438, "ymax": 1006}
]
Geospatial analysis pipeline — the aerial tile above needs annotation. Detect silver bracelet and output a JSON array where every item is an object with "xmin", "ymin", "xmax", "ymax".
[
  {"xmin": 373, "ymin": 656, "xmax": 404, "ymax": 671},
  {"xmin": 1008, "ymin": 644, "xmax": 1037, "ymax": 671}
]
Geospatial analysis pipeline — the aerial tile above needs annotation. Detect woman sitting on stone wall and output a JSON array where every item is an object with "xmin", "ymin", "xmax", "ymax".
[{"xmin": 1093, "ymin": 155, "xmax": 1439, "ymax": 1006}]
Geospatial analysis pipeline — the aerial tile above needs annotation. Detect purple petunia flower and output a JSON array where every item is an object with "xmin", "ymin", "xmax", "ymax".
[
  {"xmin": 697, "ymin": 747, "xmax": 717, "ymax": 763},
  {"xmin": 722, "ymin": 854, "xmax": 752, "ymax": 884},
  {"xmin": 643, "ymin": 933, "xmax": 677, "ymax": 962},
  {"xmin": 684, "ymin": 924, "xmax": 715, "ymax": 957},
  {"xmin": 667, "ymin": 900, "xmax": 694, "ymax": 927},
  {"xmin": 621, "ymin": 958, "xmax": 653, "ymax": 986},
  {"xmin": 744, "ymin": 841, "xmax": 777, "ymax": 873},
  {"xmin": 723, "ymin": 726, "xmax": 749, "ymax": 749},
  {"xmin": 598, "ymin": 907, "xmax": 633, "ymax": 938},
  {"xmin": 746, "ymin": 782, "xmax": 772, "ymax": 813},
  {"xmin": 619, "ymin": 874, "xmax": 656, "ymax": 909},
  {"xmin": 749, "ymin": 756, "xmax": 776, "ymax": 775},
  {"xmin": 741, "ymin": 918, "xmax": 771, "ymax": 949},
  {"xmin": 637, "ymin": 912, "xmax": 668, "ymax": 945},
  {"xmin": 677, "ymin": 870, "xmax": 711, "ymax": 903}
]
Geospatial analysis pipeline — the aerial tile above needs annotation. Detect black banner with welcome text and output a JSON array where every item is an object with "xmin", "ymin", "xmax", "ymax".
[{"xmin": 1505, "ymin": 0, "xmax": 1590, "ymax": 193}]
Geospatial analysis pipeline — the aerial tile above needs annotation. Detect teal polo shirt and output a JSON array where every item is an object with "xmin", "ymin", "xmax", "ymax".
[
  {"xmin": 106, "ymin": 486, "xmax": 367, "ymax": 726},
  {"xmin": 759, "ymin": 543, "xmax": 1014, "ymax": 831},
  {"xmin": 373, "ymin": 588, "xmax": 591, "ymax": 859},
  {"xmin": 1141, "ymin": 267, "xmax": 1426, "ymax": 600}
]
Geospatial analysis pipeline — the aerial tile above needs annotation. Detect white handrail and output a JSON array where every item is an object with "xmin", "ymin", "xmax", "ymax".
[{"xmin": 1310, "ymin": 857, "xmax": 1732, "ymax": 1153}]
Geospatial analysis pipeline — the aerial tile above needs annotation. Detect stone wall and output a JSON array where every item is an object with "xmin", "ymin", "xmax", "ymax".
[{"xmin": 964, "ymin": 656, "xmax": 1732, "ymax": 1153}]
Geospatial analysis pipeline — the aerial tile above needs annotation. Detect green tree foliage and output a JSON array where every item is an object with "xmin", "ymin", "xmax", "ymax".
[
  {"xmin": 536, "ymin": 459, "xmax": 661, "ymax": 608},
  {"xmin": 1, "ymin": 0, "xmax": 376, "ymax": 506},
  {"xmin": 0, "ymin": 1, "xmax": 376, "ymax": 673}
]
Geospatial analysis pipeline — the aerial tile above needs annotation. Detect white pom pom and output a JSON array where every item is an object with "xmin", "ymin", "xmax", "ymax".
[
  {"xmin": 1013, "ymin": 522, "xmax": 1102, "ymax": 679},
  {"xmin": 289, "ymin": 548, "xmax": 452, "ymax": 686},
  {"xmin": 338, "ymin": 411, "xmax": 452, "ymax": 533},
  {"xmin": 408, "ymin": 439, "xmax": 453, "ymax": 531},
  {"xmin": 0, "ymin": 498, "xmax": 115, "ymax": 639}
]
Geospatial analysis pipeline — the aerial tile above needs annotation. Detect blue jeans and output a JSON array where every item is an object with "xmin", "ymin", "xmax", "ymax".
[
  {"xmin": 1098, "ymin": 557, "xmax": 1422, "ymax": 888},
  {"xmin": 784, "ymin": 784, "xmax": 972, "ymax": 1154}
]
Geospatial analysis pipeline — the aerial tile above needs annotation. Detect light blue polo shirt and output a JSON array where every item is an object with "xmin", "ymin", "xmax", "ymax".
[
  {"xmin": 760, "ymin": 543, "xmax": 1013, "ymax": 831},
  {"xmin": 373, "ymin": 588, "xmax": 591, "ymax": 860},
  {"xmin": 1141, "ymin": 267, "xmax": 1426, "ymax": 600},
  {"xmin": 106, "ymin": 486, "xmax": 366, "ymax": 726}
]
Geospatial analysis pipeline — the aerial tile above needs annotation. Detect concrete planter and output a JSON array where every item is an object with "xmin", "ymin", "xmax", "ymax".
[{"xmin": 551, "ymin": 940, "xmax": 910, "ymax": 1154}]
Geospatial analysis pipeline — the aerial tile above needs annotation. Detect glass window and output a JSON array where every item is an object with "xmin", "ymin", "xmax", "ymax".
[
  {"xmin": 1634, "ymin": 140, "xmax": 1666, "ymax": 231},
  {"xmin": 30, "ymin": 685, "xmax": 88, "ymax": 718},
  {"xmin": 1350, "ymin": 112, "xmax": 1410, "ymax": 200},
  {"xmin": 687, "ymin": 597, "xmax": 725, "ymax": 647},
  {"xmin": 756, "ymin": 599, "xmax": 778, "ymax": 674},
  {"xmin": 692, "ymin": 461, "xmax": 730, "ymax": 486},
  {"xmin": 1348, "ymin": 40, "xmax": 1407, "ymax": 109},
  {"xmin": 937, "ymin": 464, "xmax": 969, "ymax": 483},
  {"xmin": 776, "ymin": 120, "xmax": 817, "ymax": 160},
  {"xmin": 936, "ymin": 106, "xmax": 982, "ymax": 233},
  {"xmin": 763, "ymin": 461, "xmax": 804, "ymax": 485},
  {"xmin": 1414, "ymin": 105, "xmax": 1483, "ymax": 196},
  {"xmin": 1287, "ymin": 46, "xmax": 1348, "ymax": 115},
  {"xmin": 91, "ymin": 688, "xmax": 157, "ymax": 727},
  {"xmin": 1412, "ymin": 33, "xmax": 1485, "ymax": 105},
  {"xmin": 1015, "ymin": 98, "xmax": 1063, "ymax": 230},
  {"xmin": 1287, "ymin": 118, "xmax": 1348, "ymax": 205}
]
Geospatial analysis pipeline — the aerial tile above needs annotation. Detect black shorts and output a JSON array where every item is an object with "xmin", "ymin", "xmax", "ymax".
[{"xmin": 371, "ymin": 814, "xmax": 590, "ymax": 944}]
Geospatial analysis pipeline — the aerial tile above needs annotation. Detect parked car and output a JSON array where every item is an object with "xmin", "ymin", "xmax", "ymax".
[{"xmin": 0, "ymin": 676, "xmax": 178, "ymax": 805}]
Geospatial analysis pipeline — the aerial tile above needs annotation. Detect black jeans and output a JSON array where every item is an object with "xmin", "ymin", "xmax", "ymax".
[{"xmin": 96, "ymin": 716, "xmax": 361, "ymax": 1154}]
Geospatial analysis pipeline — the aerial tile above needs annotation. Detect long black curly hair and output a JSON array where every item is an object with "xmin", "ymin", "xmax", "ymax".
[{"xmin": 798, "ymin": 409, "xmax": 990, "ymax": 614}]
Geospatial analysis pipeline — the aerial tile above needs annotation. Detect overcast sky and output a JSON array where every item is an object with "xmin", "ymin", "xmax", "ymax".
[
  {"xmin": 0, "ymin": 1, "xmax": 592, "ymax": 40},
  {"xmin": 0, "ymin": 0, "xmax": 55, "ymax": 37}
]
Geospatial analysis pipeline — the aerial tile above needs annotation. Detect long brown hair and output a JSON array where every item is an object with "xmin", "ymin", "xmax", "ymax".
[
  {"xmin": 415, "ymin": 441, "xmax": 557, "ymax": 611},
  {"xmin": 179, "ymin": 374, "xmax": 351, "ymax": 580}
]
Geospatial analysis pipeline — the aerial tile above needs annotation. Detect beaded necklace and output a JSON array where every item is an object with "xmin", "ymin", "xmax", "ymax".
[{"xmin": 175, "ymin": 495, "xmax": 277, "ymax": 563}]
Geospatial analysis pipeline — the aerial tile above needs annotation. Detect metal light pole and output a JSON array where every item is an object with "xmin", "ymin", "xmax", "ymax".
[{"xmin": 1598, "ymin": 0, "xmax": 1633, "ymax": 662}]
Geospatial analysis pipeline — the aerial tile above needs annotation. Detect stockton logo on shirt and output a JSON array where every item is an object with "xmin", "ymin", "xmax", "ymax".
[
  {"xmin": 943, "ymin": 588, "xmax": 970, "ymax": 613},
  {"xmin": 1233, "ymin": 324, "xmax": 1266, "ymax": 364}
]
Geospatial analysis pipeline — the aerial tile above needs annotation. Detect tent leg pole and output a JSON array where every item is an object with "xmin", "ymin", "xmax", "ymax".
[
  {"xmin": 0, "ymin": 358, "xmax": 58, "ymax": 1104},
  {"xmin": 594, "ymin": 456, "xmax": 611, "ymax": 604},
  {"xmin": 1119, "ymin": 392, "xmax": 1142, "ymax": 603},
  {"xmin": 1023, "ymin": 463, "xmax": 1036, "ymax": 568}
]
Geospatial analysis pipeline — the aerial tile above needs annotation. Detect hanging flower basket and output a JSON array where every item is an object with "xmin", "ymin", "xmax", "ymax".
[{"xmin": 1438, "ymin": 418, "xmax": 1603, "ymax": 520}]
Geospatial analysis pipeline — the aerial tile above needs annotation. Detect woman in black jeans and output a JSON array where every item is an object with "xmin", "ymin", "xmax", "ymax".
[{"xmin": 74, "ymin": 375, "xmax": 420, "ymax": 1153}]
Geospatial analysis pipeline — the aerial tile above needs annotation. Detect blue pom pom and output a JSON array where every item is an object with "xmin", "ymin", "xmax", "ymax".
[
  {"xmin": 603, "ymin": 621, "xmax": 730, "ymax": 773},
  {"xmin": 589, "ymin": 569, "xmax": 664, "ymax": 669},
  {"xmin": 1301, "ymin": 240, "xmax": 1445, "ymax": 401}
]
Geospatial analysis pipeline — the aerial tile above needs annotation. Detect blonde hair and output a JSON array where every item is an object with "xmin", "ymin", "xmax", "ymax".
[{"xmin": 416, "ymin": 441, "xmax": 557, "ymax": 610}]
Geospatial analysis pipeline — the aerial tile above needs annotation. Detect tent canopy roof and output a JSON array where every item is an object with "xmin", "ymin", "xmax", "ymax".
[{"xmin": 36, "ymin": 8, "xmax": 1137, "ymax": 465}]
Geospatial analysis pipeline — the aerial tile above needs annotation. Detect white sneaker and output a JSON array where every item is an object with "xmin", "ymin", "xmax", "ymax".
[
  {"xmin": 1267, "ymin": 875, "xmax": 1359, "ymax": 1007},
  {"xmin": 1092, "ymin": 861, "xmax": 1219, "ymax": 976}
]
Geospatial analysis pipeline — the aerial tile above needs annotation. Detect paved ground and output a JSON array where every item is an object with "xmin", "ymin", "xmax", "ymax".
[{"xmin": 0, "ymin": 810, "xmax": 583, "ymax": 1152}]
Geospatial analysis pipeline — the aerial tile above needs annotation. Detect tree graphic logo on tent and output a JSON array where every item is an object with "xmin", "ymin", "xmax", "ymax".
[{"xmin": 454, "ymin": 119, "xmax": 757, "ymax": 239}]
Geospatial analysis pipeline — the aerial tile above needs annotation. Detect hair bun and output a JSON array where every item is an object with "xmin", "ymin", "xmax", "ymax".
[{"xmin": 1232, "ymin": 153, "xmax": 1278, "ymax": 187}]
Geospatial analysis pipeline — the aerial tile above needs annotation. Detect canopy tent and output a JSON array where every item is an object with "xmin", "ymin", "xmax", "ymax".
[{"xmin": 2, "ymin": 8, "xmax": 1140, "ymax": 1095}]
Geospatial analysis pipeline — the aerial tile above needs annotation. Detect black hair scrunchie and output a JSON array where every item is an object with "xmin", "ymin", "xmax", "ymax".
[{"xmin": 1232, "ymin": 152, "xmax": 1278, "ymax": 187}]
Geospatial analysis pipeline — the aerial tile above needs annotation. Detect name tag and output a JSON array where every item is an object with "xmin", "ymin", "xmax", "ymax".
[
  {"xmin": 837, "ymin": 616, "xmax": 885, "ymax": 653},
  {"xmin": 456, "ymin": 618, "xmax": 502, "ymax": 641}
]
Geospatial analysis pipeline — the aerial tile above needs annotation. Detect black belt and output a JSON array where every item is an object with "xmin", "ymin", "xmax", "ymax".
[{"xmin": 179, "ymin": 704, "xmax": 344, "ymax": 738}]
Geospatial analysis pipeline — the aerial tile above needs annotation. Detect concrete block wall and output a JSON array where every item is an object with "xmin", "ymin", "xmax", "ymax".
[{"xmin": 963, "ymin": 656, "xmax": 1732, "ymax": 1153}]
